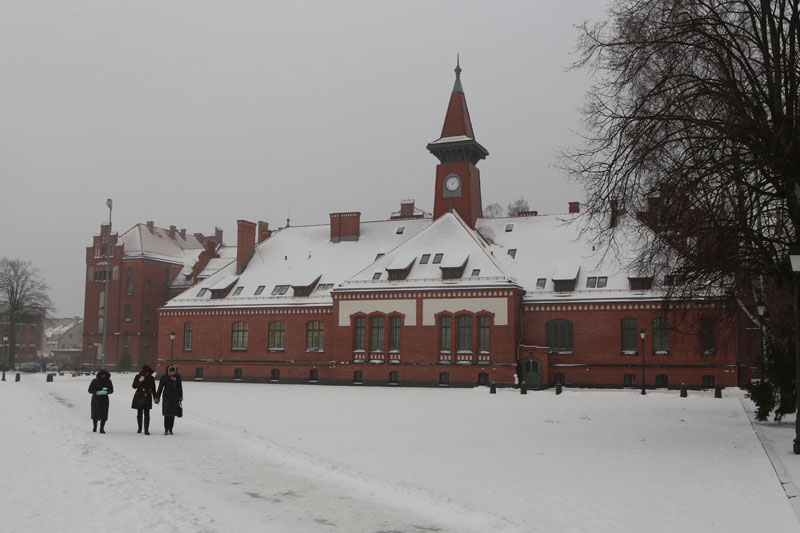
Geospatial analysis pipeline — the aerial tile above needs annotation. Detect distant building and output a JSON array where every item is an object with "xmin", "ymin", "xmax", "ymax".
[
  {"xmin": 154, "ymin": 64, "xmax": 759, "ymax": 389},
  {"xmin": 82, "ymin": 222, "xmax": 232, "ymax": 370},
  {"xmin": 0, "ymin": 306, "xmax": 42, "ymax": 368},
  {"xmin": 44, "ymin": 317, "xmax": 83, "ymax": 354}
]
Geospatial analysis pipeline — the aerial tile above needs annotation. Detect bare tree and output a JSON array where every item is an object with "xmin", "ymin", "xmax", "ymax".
[
  {"xmin": 562, "ymin": 0, "xmax": 800, "ymax": 307},
  {"xmin": 0, "ymin": 258, "xmax": 52, "ymax": 369},
  {"xmin": 507, "ymin": 197, "xmax": 530, "ymax": 217},
  {"xmin": 483, "ymin": 202, "xmax": 505, "ymax": 218}
]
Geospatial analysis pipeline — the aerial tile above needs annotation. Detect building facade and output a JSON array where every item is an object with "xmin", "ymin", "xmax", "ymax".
[{"xmin": 155, "ymin": 64, "xmax": 758, "ymax": 389}]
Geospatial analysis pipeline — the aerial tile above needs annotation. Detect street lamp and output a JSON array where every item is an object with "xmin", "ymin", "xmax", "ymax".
[
  {"xmin": 2, "ymin": 334, "xmax": 7, "ymax": 382},
  {"xmin": 756, "ymin": 299, "xmax": 766, "ymax": 370},
  {"xmin": 169, "ymin": 331, "xmax": 176, "ymax": 364},
  {"xmin": 101, "ymin": 198, "xmax": 113, "ymax": 370},
  {"xmin": 788, "ymin": 245, "xmax": 800, "ymax": 454},
  {"xmin": 640, "ymin": 329, "xmax": 646, "ymax": 396}
]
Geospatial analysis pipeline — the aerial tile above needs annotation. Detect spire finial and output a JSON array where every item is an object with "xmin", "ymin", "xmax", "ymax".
[
  {"xmin": 452, "ymin": 54, "xmax": 464, "ymax": 94},
  {"xmin": 455, "ymin": 54, "xmax": 461, "ymax": 78}
]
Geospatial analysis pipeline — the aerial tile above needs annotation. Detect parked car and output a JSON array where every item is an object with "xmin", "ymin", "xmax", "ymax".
[
  {"xmin": 20, "ymin": 362, "xmax": 41, "ymax": 372},
  {"xmin": 46, "ymin": 363, "xmax": 59, "ymax": 372}
]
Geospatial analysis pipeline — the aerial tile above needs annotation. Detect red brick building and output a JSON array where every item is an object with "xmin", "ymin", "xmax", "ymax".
[
  {"xmin": 156, "ymin": 64, "xmax": 759, "ymax": 389},
  {"xmin": 82, "ymin": 222, "xmax": 230, "ymax": 371}
]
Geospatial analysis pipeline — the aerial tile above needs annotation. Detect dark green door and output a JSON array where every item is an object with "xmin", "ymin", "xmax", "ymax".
[{"xmin": 521, "ymin": 357, "xmax": 542, "ymax": 388}]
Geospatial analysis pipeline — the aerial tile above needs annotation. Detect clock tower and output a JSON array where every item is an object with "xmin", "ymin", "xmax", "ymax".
[{"xmin": 427, "ymin": 59, "xmax": 489, "ymax": 228}]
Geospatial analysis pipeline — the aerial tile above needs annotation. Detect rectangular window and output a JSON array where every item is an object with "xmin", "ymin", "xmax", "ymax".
[
  {"xmin": 268, "ymin": 321, "xmax": 285, "ymax": 350},
  {"xmin": 234, "ymin": 368, "xmax": 243, "ymax": 380},
  {"xmin": 197, "ymin": 288, "xmax": 208, "ymax": 297},
  {"xmin": 146, "ymin": 279, "xmax": 151, "ymax": 296},
  {"xmin": 370, "ymin": 317, "xmax": 385, "ymax": 352},
  {"xmin": 420, "ymin": 254, "xmax": 431, "ymax": 264},
  {"xmin": 432, "ymin": 253, "xmax": 444, "ymax": 264},
  {"xmin": 233, "ymin": 286, "xmax": 244, "ymax": 296},
  {"xmin": 126, "ymin": 278, "xmax": 133, "ymax": 295},
  {"xmin": 254, "ymin": 285, "xmax": 266, "ymax": 295},
  {"xmin": 700, "ymin": 318, "xmax": 715, "ymax": 354},
  {"xmin": 143, "ymin": 335, "xmax": 149, "ymax": 348},
  {"xmin": 372, "ymin": 272, "xmax": 382, "ymax": 280},
  {"xmin": 439, "ymin": 316, "xmax": 451, "ymax": 352},
  {"xmin": 653, "ymin": 318, "xmax": 669, "ymax": 353},
  {"xmin": 597, "ymin": 276, "xmax": 608, "ymax": 288},
  {"xmin": 586, "ymin": 277, "xmax": 597, "ymax": 288},
  {"xmin": 508, "ymin": 249, "xmax": 517, "ymax": 258},
  {"xmin": 624, "ymin": 374, "xmax": 636, "ymax": 386},
  {"xmin": 306, "ymin": 321, "xmax": 324, "ymax": 351},
  {"xmin": 293, "ymin": 286, "xmax": 311, "ymax": 297},
  {"xmin": 231, "ymin": 321, "xmax": 248, "ymax": 351},
  {"xmin": 390, "ymin": 317, "xmax": 401, "ymax": 351},
  {"xmin": 701, "ymin": 375, "xmax": 715, "ymax": 388},
  {"xmin": 195, "ymin": 368, "xmax": 204, "ymax": 379},
  {"xmin": 478, "ymin": 316, "xmax": 490, "ymax": 352},
  {"xmin": 441, "ymin": 268, "xmax": 461, "ymax": 279},
  {"xmin": 124, "ymin": 304, "xmax": 132, "ymax": 322},
  {"xmin": 145, "ymin": 305, "xmax": 150, "ymax": 322},
  {"xmin": 471, "ymin": 269, "xmax": 480, "ymax": 276},
  {"xmin": 354, "ymin": 317, "xmax": 365, "ymax": 351},
  {"xmin": 629, "ymin": 277, "xmax": 653, "ymax": 290},
  {"xmin": 123, "ymin": 332, "xmax": 130, "ymax": 348},
  {"xmin": 553, "ymin": 280, "xmax": 575, "ymax": 292},
  {"xmin": 457, "ymin": 316, "xmax": 472, "ymax": 352},
  {"xmin": 536, "ymin": 278, "xmax": 546, "ymax": 289},
  {"xmin": 271, "ymin": 285, "xmax": 290, "ymax": 295},
  {"xmin": 183, "ymin": 322, "xmax": 193, "ymax": 351},
  {"xmin": 621, "ymin": 318, "xmax": 638, "ymax": 353}
]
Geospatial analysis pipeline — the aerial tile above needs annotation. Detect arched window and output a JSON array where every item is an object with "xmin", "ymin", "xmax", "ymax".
[
  {"xmin": 545, "ymin": 319, "xmax": 574, "ymax": 353},
  {"xmin": 389, "ymin": 316, "xmax": 401, "ymax": 352},
  {"xmin": 231, "ymin": 321, "xmax": 248, "ymax": 351},
  {"xmin": 370, "ymin": 316, "xmax": 385, "ymax": 352},
  {"xmin": 478, "ymin": 316, "xmax": 491, "ymax": 352},
  {"xmin": 700, "ymin": 318, "xmax": 715, "ymax": 354},
  {"xmin": 457, "ymin": 316, "xmax": 473, "ymax": 352},
  {"xmin": 268, "ymin": 321, "xmax": 285, "ymax": 350},
  {"xmin": 353, "ymin": 317, "xmax": 366, "ymax": 351},
  {"xmin": 653, "ymin": 318, "xmax": 669, "ymax": 353},
  {"xmin": 620, "ymin": 318, "xmax": 638, "ymax": 353},
  {"xmin": 439, "ymin": 316, "xmax": 451, "ymax": 352},
  {"xmin": 306, "ymin": 321, "xmax": 324, "ymax": 351},
  {"xmin": 183, "ymin": 322, "xmax": 193, "ymax": 351}
]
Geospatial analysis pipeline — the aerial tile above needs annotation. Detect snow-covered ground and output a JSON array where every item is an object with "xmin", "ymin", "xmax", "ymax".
[{"xmin": 2, "ymin": 373, "xmax": 799, "ymax": 533}]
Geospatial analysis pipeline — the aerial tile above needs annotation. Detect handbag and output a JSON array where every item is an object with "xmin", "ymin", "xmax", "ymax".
[{"xmin": 176, "ymin": 402, "xmax": 183, "ymax": 418}]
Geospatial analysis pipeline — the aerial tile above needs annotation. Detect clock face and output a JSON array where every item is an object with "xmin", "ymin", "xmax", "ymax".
[{"xmin": 445, "ymin": 175, "xmax": 461, "ymax": 192}]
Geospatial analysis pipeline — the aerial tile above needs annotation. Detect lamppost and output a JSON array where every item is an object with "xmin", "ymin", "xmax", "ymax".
[
  {"xmin": 2, "ymin": 334, "xmax": 7, "ymax": 382},
  {"xmin": 101, "ymin": 198, "xmax": 113, "ymax": 370},
  {"xmin": 640, "ymin": 329, "xmax": 646, "ymax": 395},
  {"xmin": 169, "ymin": 331, "xmax": 176, "ymax": 365},
  {"xmin": 787, "ymin": 245, "xmax": 800, "ymax": 454},
  {"xmin": 756, "ymin": 299, "xmax": 766, "ymax": 371}
]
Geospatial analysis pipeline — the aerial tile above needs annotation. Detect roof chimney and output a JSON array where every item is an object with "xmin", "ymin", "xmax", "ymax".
[
  {"xmin": 568, "ymin": 202, "xmax": 580, "ymax": 214},
  {"xmin": 179, "ymin": 228, "xmax": 186, "ymax": 240},
  {"xmin": 236, "ymin": 220, "xmax": 256, "ymax": 274},
  {"xmin": 146, "ymin": 221, "xmax": 155, "ymax": 233},
  {"xmin": 400, "ymin": 200, "xmax": 415, "ymax": 218},
  {"xmin": 610, "ymin": 200, "xmax": 620, "ymax": 228},
  {"xmin": 194, "ymin": 232, "xmax": 205, "ymax": 244},
  {"xmin": 215, "ymin": 227, "xmax": 223, "ymax": 245},
  {"xmin": 169, "ymin": 225, "xmax": 177, "ymax": 239},
  {"xmin": 519, "ymin": 210, "xmax": 538, "ymax": 217},
  {"xmin": 330, "ymin": 212, "xmax": 361, "ymax": 243},
  {"xmin": 257, "ymin": 221, "xmax": 272, "ymax": 243}
]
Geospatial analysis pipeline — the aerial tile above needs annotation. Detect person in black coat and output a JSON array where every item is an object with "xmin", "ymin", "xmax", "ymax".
[
  {"xmin": 131, "ymin": 365, "xmax": 156, "ymax": 435},
  {"xmin": 155, "ymin": 365, "xmax": 183, "ymax": 435},
  {"xmin": 88, "ymin": 369, "xmax": 114, "ymax": 433}
]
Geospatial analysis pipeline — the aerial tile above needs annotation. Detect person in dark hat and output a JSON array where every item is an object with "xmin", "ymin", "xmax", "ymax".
[
  {"xmin": 155, "ymin": 365, "xmax": 183, "ymax": 435},
  {"xmin": 131, "ymin": 365, "xmax": 156, "ymax": 435},
  {"xmin": 88, "ymin": 369, "xmax": 114, "ymax": 433}
]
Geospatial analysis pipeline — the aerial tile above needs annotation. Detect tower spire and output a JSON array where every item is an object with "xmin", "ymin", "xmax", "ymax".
[{"xmin": 453, "ymin": 54, "xmax": 463, "ymax": 94}]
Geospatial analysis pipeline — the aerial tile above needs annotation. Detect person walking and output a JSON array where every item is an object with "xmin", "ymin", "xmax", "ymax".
[
  {"xmin": 131, "ymin": 365, "xmax": 156, "ymax": 435},
  {"xmin": 155, "ymin": 365, "xmax": 183, "ymax": 435},
  {"xmin": 88, "ymin": 369, "xmax": 114, "ymax": 433}
]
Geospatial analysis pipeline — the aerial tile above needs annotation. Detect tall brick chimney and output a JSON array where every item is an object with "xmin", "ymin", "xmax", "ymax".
[
  {"xmin": 215, "ymin": 227, "xmax": 223, "ymax": 245},
  {"xmin": 146, "ymin": 221, "xmax": 155, "ymax": 233},
  {"xmin": 237, "ymin": 220, "xmax": 256, "ymax": 273},
  {"xmin": 330, "ymin": 212, "xmax": 361, "ymax": 243},
  {"xmin": 257, "ymin": 221, "xmax": 272, "ymax": 244},
  {"xmin": 169, "ymin": 225, "xmax": 177, "ymax": 239},
  {"xmin": 568, "ymin": 202, "xmax": 580, "ymax": 214},
  {"xmin": 179, "ymin": 228, "xmax": 186, "ymax": 240}
]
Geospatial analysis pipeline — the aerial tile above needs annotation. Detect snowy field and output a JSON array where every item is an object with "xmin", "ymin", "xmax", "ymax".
[{"xmin": 1, "ymin": 374, "xmax": 799, "ymax": 533}]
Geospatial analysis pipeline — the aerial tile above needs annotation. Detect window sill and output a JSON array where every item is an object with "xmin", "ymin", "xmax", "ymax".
[
  {"xmin": 268, "ymin": 348, "xmax": 285, "ymax": 352},
  {"xmin": 621, "ymin": 351, "xmax": 637, "ymax": 355},
  {"xmin": 654, "ymin": 351, "xmax": 669, "ymax": 355},
  {"xmin": 550, "ymin": 351, "xmax": 574, "ymax": 355},
  {"xmin": 231, "ymin": 348, "xmax": 248, "ymax": 352},
  {"xmin": 306, "ymin": 349, "xmax": 325, "ymax": 353}
]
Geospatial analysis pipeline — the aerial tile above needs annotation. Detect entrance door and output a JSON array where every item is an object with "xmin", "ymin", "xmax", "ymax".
[{"xmin": 521, "ymin": 357, "xmax": 542, "ymax": 388}]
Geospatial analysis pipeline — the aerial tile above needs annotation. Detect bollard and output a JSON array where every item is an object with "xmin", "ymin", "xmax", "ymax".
[
  {"xmin": 714, "ymin": 385, "xmax": 722, "ymax": 399},
  {"xmin": 15, "ymin": 373, "xmax": 20, "ymax": 382},
  {"xmin": 489, "ymin": 381, "xmax": 497, "ymax": 394},
  {"xmin": 556, "ymin": 383, "xmax": 562, "ymax": 395},
  {"xmin": 520, "ymin": 381, "xmax": 527, "ymax": 395},
  {"xmin": 46, "ymin": 374, "xmax": 54, "ymax": 382},
  {"xmin": 680, "ymin": 384, "xmax": 687, "ymax": 398}
]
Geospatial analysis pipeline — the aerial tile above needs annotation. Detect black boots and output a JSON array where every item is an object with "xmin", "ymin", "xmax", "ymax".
[
  {"xmin": 92, "ymin": 420, "xmax": 97, "ymax": 432},
  {"xmin": 99, "ymin": 421, "xmax": 106, "ymax": 434}
]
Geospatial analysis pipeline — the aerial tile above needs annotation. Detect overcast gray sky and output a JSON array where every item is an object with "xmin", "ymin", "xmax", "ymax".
[{"xmin": 1, "ymin": 0, "xmax": 610, "ymax": 317}]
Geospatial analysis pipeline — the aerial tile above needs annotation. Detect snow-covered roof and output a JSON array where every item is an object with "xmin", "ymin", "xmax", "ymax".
[
  {"xmin": 164, "ymin": 209, "xmax": 667, "ymax": 310},
  {"xmin": 119, "ymin": 224, "xmax": 205, "ymax": 263}
]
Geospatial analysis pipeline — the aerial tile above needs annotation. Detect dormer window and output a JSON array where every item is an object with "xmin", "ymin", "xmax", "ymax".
[
  {"xmin": 375, "ymin": 253, "xmax": 385, "ymax": 260},
  {"xmin": 508, "ymin": 249, "xmax": 517, "ymax": 258},
  {"xmin": 505, "ymin": 224, "xmax": 514, "ymax": 232},
  {"xmin": 432, "ymin": 253, "xmax": 444, "ymax": 264},
  {"xmin": 553, "ymin": 279, "xmax": 576, "ymax": 292},
  {"xmin": 293, "ymin": 286, "xmax": 311, "ymax": 297},
  {"xmin": 441, "ymin": 267, "xmax": 462, "ymax": 280},
  {"xmin": 420, "ymin": 254, "xmax": 431, "ymax": 264},
  {"xmin": 597, "ymin": 276, "xmax": 608, "ymax": 288},
  {"xmin": 315, "ymin": 283, "xmax": 334, "ymax": 293},
  {"xmin": 388, "ymin": 270, "xmax": 406, "ymax": 280},
  {"xmin": 629, "ymin": 277, "xmax": 653, "ymax": 290}
]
